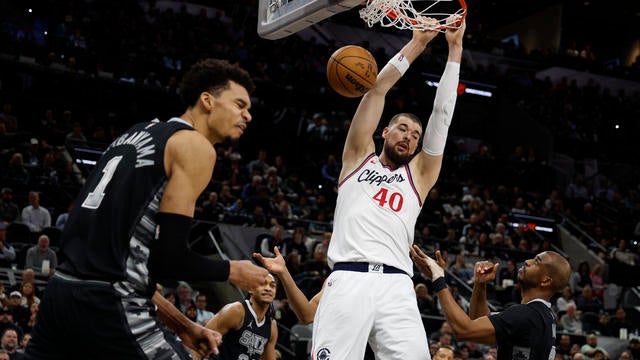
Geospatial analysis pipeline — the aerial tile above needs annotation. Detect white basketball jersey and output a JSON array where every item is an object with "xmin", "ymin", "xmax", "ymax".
[{"xmin": 327, "ymin": 153, "xmax": 423, "ymax": 274}]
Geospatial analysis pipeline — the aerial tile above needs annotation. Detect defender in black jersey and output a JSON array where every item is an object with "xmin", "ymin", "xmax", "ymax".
[
  {"xmin": 203, "ymin": 274, "xmax": 278, "ymax": 360},
  {"xmin": 26, "ymin": 59, "xmax": 269, "ymax": 360},
  {"xmin": 411, "ymin": 248, "xmax": 571, "ymax": 360}
]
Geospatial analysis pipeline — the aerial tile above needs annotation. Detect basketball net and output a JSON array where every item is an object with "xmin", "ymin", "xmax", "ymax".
[{"xmin": 359, "ymin": 0, "xmax": 467, "ymax": 31}]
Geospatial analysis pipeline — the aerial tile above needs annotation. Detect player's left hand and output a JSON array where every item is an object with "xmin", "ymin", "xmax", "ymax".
[
  {"xmin": 473, "ymin": 261, "xmax": 499, "ymax": 284},
  {"xmin": 178, "ymin": 323, "xmax": 222, "ymax": 357}
]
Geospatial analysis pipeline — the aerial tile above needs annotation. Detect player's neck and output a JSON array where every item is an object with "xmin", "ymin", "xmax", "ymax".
[
  {"xmin": 521, "ymin": 289, "xmax": 551, "ymax": 304},
  {"xmin": 180, "ymin": 108, "xmax": 221, "ymax": 144},
  {"xmin": 250, "ymin": 299, "xmax": 270, "ymax": 321},
  {"xmin": 378, "ymin": 153, "xmax": 400, "ymax": 170}
]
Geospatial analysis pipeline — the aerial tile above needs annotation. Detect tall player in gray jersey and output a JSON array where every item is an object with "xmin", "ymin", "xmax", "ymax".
[
  {"xmin": 26, "ymin": 59, "xmax": 268, "ymax": 360},
  {"xmin": 310, "ymin": 17, "xmax": 466, "ymax": 360}
]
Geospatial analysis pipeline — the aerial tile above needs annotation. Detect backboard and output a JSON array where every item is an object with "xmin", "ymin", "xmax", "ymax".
[{"xmin": 257, "ymin": 0, "xmax": 362, "ymax": 40}]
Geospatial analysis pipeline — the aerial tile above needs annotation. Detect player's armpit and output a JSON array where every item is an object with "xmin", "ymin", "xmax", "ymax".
[{"xmin": 408, "ymin": 152, "xmax": 443, "ymax": 199}]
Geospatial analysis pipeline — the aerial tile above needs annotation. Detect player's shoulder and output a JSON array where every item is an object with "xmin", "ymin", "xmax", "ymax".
[
  {"xmin": 166, "ymin": 129, "xmax": 215, "ymax": 160},
  {"xmin": 219, "ymin": 301, "xmax": 246, "ymax": 318}
]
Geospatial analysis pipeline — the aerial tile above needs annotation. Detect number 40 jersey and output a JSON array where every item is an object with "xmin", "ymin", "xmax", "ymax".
[{"xmin": 327, "ymin": 153, "xmax": 423, "ymax": 275}]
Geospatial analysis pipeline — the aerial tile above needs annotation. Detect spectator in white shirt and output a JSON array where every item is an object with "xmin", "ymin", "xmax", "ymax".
[
  {"xmin": 21, "ymin": 191, "xmax": 51, "ymax": 232},
  {"xmin": 194, "ymin": 294, "xmax": 214, "ymax": 325}
]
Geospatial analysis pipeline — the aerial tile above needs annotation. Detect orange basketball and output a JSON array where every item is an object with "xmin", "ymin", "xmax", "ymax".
[{"xmin": 326, "ymin": 45, "xmax": 378, "ymax": 98}]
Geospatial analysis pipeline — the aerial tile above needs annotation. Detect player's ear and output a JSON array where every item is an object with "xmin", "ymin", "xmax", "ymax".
[{"xmin": 201, "ymin": 91, "xmax": 214, "ymax": 110}]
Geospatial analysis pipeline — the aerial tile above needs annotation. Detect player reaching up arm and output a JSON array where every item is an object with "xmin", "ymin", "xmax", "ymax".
[
  {"xmin": 311, "ymin": 16, "xmax": 466, "ymax": 360},
  {"xmin": 254, "ymin": 247, "xmax": 323, "ymax": 324},
  {"xmin": 410, "ymin": 246, "xmax": 572, "ymax": 360}
]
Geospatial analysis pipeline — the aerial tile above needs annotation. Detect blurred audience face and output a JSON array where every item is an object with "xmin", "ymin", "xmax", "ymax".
[
  {"xmin": 434, "ymin": 347, "xmax": 454, "ymax": 360},
  {"xmin": 1, "ymin": 329, "xmax": 18, "ymax": 352}
]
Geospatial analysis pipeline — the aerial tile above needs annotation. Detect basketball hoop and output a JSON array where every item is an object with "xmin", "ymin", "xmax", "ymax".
[{"xmin": 359, "ymin": 0, "xmax": 467, "ymax": 31}]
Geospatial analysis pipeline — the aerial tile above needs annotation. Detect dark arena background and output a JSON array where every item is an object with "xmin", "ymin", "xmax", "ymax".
[{"xmin": 0, "ymin": 1, "xmax": 639, "ymax": 359}]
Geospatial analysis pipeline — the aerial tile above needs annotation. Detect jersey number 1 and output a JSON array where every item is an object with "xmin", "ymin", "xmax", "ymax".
[
  {"xmin": 81, "ymin": 156, "xmax": 123, "ymax": 209},
  {"xmin": 372, "ymin": 187, "xmax": 403, "ymax": 212}
]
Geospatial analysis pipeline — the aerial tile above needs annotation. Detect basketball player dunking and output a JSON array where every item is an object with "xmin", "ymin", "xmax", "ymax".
[{"xmin": 310, "ymin": 17, "xmax": 466, "ymax": 360}]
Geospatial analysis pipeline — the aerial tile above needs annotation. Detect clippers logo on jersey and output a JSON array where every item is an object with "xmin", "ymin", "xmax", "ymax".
[
  {"xmin": 239, "ymin": 330, "xmax": 268, "ymax": 356},
  {"xmin": 317, "ymin": 348, "xmax": 331, "ymax": 360},
  {"xmin": 106, "ymin": 130, "xmax": 156, "ymax": 168},
  {"xmin": 357, "ymin": 169, "xmax": 405, "ymax": 186}
]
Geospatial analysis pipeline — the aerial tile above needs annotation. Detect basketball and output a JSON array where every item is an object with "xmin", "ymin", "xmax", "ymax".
[{"xmin": 326, "ymin": 45, "xmax": 378, "ymax": 98}]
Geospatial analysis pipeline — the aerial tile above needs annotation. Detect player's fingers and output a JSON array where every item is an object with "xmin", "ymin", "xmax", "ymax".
[
  {"xmin": 409, "ymin": 245, "xmax": 419, "ymax": 258},
  {"xmin": 435, "ymin": 250, "xmax": 445, "ymax": 266},
  {"xmin": 413, "ymin": 245, "xmax": 427, "ymax": 258},
  {"xmin": 273, "ymin": 246, "xmax": 281, "ymax": 257},
  {"xmin": 252, "ymin": 253, "xmax": 264, "ymax": 263}
]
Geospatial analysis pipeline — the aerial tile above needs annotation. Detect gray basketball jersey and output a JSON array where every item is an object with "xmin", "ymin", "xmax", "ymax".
[{"xmin": 59, "ymin": 118, "xmax": 193, "ymax": 295}]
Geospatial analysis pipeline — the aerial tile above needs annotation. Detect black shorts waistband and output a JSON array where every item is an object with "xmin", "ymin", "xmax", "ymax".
[
  {"xmin": 333, "ymin": 262, "xmax": 409, "ymax": 276},
  {"xmin": 53, "ymin": 271, "xmax": 112, "ymax": 287}
]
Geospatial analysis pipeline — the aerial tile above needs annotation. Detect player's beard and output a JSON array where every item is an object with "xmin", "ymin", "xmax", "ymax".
[
  {"xmin": 383, "ymin": 140, "xmax": 412, "ymax": 167},
  {"xmin": 517, "ymin": 269, "xmax": 536, "ymax": 291}
]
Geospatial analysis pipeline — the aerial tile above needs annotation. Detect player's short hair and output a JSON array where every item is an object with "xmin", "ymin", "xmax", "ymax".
[
  {"xmin": 180, "ymin": 58, "xmax": 255, "ymax": 107},
  {"xmin": 388, "ymin": 112, "xmax": 422, "ymax": 128}
]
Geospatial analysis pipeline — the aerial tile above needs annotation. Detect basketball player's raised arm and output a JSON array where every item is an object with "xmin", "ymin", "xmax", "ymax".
[
  {"xmin": 410, "ymin": 246, "xmax": 497, "ymax": 344},
  {"xmin": 410, "ymin": 17, "xmax": 465, "ymax": 199},
  {"xmin": 341, "ymin": 22, "xmax": 440, "ymax": 181},
  {"xmin": 253, "ymin": 247, "xmax": 321, "ymax": 324},
  {"xmin": 469, "ymin": 260, "xmax": 500, "ymax": 319},
  {"xmin": 149, "ymin": 130, "xmax": 268, "ymax": 290}
]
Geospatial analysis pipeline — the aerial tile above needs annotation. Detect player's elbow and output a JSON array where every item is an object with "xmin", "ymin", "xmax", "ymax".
[
  {"xmin": 454, "ymin": 328, "xmax": 475, "ymax": 341},
  {"xmin": 300, "ymin": 315, "xmax": 315, "ymax": 325},
  {"xmin": 450, "ymin": 321, "xmax": 477, "ymax": 341}
]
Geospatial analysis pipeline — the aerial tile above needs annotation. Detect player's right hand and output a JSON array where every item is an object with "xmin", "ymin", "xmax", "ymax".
[
  {"xmin": 253, "ymin": 247, "xmax": 286, "ymax": 275},
  {"xmin": 179, "ymin": 323, "xmax": 222, "ymax": 358},
  {"xmin": 413, "ymin": 16, "xmax": 440, "ymax": 44},
  {"xmin": 228, "ymin": 260, "xmax": 269, "ymax": 291}
]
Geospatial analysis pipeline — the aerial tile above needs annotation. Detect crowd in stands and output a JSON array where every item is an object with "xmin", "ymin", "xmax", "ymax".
[{"xmin": 0, "ymin": 0, "xmax": 639, "ymax": 359}]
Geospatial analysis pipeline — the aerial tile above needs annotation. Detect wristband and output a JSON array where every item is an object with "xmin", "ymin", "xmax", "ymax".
[
  {"xmin": 387, "ymin": 52, "xmax": 410, "ymax": 75},
  {"xmin": 432, "ymin": 277, "xmax": 449, "ymax": 293}
]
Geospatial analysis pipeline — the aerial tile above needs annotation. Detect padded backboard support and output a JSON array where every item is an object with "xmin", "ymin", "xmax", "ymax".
[{"xmin": 258, "ymin": 0, "xmax": 362, "ymax": 40}]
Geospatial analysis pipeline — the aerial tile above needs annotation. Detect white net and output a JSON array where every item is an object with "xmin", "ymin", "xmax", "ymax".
[{"xmin": 359, "ymin": 0, "xmax": 466, "ymax": 31}]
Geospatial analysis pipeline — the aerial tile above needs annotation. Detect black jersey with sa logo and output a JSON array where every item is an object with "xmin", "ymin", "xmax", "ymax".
[
  {"xmin": 215, "ymin": 300, "xmax": 273, "ymax": 360},
  {"xmin": 489, "ymin": 299, "xmax": 557, "ymax": 360},
  {"xmin": 58, "ymin": 119, "xmax": 193, "ymax": 294}
]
